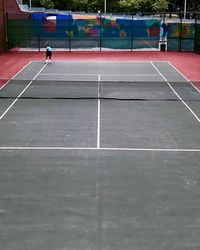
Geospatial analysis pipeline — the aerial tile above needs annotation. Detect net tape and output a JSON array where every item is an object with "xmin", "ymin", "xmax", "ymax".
[{"xmin": 0, "ymin": 79, "xmax": 199, "ymax": 101}]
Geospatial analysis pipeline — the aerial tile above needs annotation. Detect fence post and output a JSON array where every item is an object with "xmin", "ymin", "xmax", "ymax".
[
  {"xmin": 194, "ymin": 13, "xmax": 197, "ymax": 52},
  {"xmin": 68, "ymin": 14, "xmax": 71, "ymax": 52},
  {"xmin": 99, "ymin": 12, "xmax": 102, "ymax": 52},
  {"xmin": 37, "ymin": 14, "xmax": 40, "ymax": 52},
  {"xmin": 179, "ymin": 12, "xmax": 182, "ymax": 52},
  {"xmin": 69, "ymin": 26, "xmax": 71, "ymax": 52},
  {"xmin": 5, "ymin": 13, "xmax": 9, "ymax": 50},
  {"xmin": 131, "ymin": 14, "xmax": 133, "ymax": 52}
]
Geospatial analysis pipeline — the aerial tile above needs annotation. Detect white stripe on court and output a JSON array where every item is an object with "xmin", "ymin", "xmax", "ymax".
[
  {"xmin": 97, "ymin": 74, "xmax": 101, "ymax": 149},
  {"xmin": 39, "ymin": 73, "xmax": 98, "ymax": 76},
  {"xmin": 0, "ymin": 61, "xmax": 32, "ymax": 90},
  {"xmin": 0, "ymin": 64, "xmax": 47, "ymax": 121},
  {"xmin": 0, "ymin": 146, "xmax": 199, "ymax": 152},
  {"xmin": 151, "ymin": 62, "xmax": 200, "ymax": 123},
  {"xmin": 40, "ymin": 73, "xmax": 160, "ymax": 76}
]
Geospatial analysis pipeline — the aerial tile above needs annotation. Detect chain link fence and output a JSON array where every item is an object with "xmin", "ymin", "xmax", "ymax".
[{"xmin": 5, "ymin": 12, "xmax": 200, "ymax": 53}]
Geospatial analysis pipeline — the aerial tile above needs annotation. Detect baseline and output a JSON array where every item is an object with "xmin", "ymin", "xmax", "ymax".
[{"xmin": 0, "ymin": 146, "xmax": 199, "ymax": 152}]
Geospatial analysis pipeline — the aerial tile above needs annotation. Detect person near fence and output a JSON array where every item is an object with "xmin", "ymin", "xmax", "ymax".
[{"xmin": 45, "ymin": 44, "xmax": 52, "ymax": 63}]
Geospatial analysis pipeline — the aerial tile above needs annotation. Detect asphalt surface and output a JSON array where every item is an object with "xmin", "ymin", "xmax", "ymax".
[{"xmin": 0, "ymin": 61, "xmax": 200, "ymax": 250}]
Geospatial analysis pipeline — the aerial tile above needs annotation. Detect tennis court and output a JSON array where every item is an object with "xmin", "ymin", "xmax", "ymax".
[{"xmin": 0, "ymin": 61, "xmax": 200, "ymax": 250}]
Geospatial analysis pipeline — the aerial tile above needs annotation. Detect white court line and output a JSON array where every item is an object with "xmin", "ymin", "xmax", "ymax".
[
  {"xmin": 167, "ymin": 61, "xmax": 200, "ymax": 93},
  {"xmin": 0, "ymin": 146, "xmax": 199, "ymax": 152},
  {"xmin": 102, "ymin": 74, "xmax": 159, "ymax": 76},
  {"xmin": 0, "ymin": 61, "xmax": 32, "ymax": 90},
  {"xmin": 32, "ymin": 60, "xmax": 170, "ymax": 63},
  {"xmin": 97, "ymin": 74, "xmax": 101, "ymax": 149},
  {"xmin": 151, "ymin": 62, "xmax": 200, "ymax": 123},
  {"xmin": 0, "ymin": 64, "xmax": 47, "ymax": 121},
  {"xmin": 40, "ymin": 73, "xmax": 98, "ymax": 76},
  {"xmin": 40, "ymin": 73, "xmax": 160, "ymax": 76}
]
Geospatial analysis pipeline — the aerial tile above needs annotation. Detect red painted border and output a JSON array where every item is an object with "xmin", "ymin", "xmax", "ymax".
[{"xmin": 0, "ymin": 51, "xmax": 200, "ymax": 90}]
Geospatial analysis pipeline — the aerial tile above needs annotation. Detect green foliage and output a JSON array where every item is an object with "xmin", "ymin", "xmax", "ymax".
[
  {"xmin": 118, "ymin": 0, "xmax": 140, "ymax": 12},
  {"xmin": 40, "ymin": 0, "xmax": 55, "ymax": 9},
  {"xmin": 138, "ymin": 0, "xmax": 155, "ymax": 12},
  {"xmin": 153, "ymin": 0, "xmax": 169, "ymax": 12},
  {"xmin": 54, "ymin": 0, "xmax": 72, "ymax": 10},
  {"xmin": 23, "ymin": 0, "xmax": 42, "ymax": 7},
  {"xmin": 22, "ymin": 0, "xmax": 200, "ymax": 13}
]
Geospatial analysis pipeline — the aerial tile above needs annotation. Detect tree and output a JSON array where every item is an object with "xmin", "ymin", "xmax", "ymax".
[
  {"xmin": 54, "ymin": 0, "xmax": 72, "ymax": 10},
  {"xmin": 153, "ymin": 0, "xmax": 169, "ymax": 12},
  {"xmin": 138, "ymin": 0, "xmax": 155, "ymax": 12},
  {"xmin": 40, "ymin": 0, "xmax": 55, "ymax": 9},
  {"xmin": 187, "ymin": 0, "xmax": 200, "ymax": 11},
  {"xmin": 22, "ymin": 0, "xmax": 200, "ymax": 13},
  {"xmin": 118, "ymin": 0, "xmax": 140, "ymax": 13},
  {"xmin": 23, "ymin": 0, "xmax": 41, "ymax": 7},
  {"xmin": 59, "ymin": 0, "xmax": 100, "ymax": 12}
]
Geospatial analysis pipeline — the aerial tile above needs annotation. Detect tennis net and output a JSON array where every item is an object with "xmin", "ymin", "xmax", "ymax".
[{"xmin": 0, "ymin": 79, "xmax": 199, "ymax": 101}]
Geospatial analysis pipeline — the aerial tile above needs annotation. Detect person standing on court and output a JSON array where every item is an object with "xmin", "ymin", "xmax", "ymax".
[{"xmin": 45, "ymin": 44, "xmax": 52, "ymax": 63}]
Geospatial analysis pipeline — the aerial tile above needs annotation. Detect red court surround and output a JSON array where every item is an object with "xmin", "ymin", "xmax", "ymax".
[{"xmin": 0, "ymin": 51, "xmax": 200, "ymax": 90}]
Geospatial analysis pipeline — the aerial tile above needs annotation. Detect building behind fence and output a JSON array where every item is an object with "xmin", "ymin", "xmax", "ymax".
[{"xmin": 4, "ymin": 12, "xmax": 200, "ymax": 53}]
